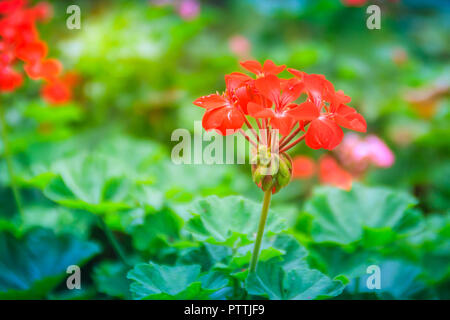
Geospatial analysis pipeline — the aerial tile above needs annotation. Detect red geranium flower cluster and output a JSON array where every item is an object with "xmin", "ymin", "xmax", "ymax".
[
  {"xmin": 0, "ymin": 0, "xmax": 74, "ymax": 105},
  {"xmin": 194, "ymin": 59, "xmax": 366, "ymax": 151}
]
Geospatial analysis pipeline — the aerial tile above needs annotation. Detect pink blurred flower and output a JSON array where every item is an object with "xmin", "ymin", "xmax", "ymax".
[
  {"xmin": 228, "ymin": 35, "xmax": 251, "ymax": 59},
  {"xmin": 335, "ymin": 133, "xmax": 395, "ymax": 174},
  {"xmin": 365, "ymin": 135, "xmax": 395, "ymax": 167},
  {"xmin": 177, "ymin": 0, "xmax": 200, "ymax": 21}
]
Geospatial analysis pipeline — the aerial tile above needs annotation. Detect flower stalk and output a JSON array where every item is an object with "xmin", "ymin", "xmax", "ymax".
[
  {"xmin": 249, "ymin": 189, "xmax": 272, "ymax": 273},
  {"xmin": 0, "ymin": 105, "xmax": 25, "ymax": 223},
  {"xmin": 97, "ymin": 216, "xmax": 131, "ymax": 267}
]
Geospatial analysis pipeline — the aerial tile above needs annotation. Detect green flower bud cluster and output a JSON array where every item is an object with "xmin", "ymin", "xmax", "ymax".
[{"xmin": 251, "ymin": 145, "xmax": 293, "ymax": 194}]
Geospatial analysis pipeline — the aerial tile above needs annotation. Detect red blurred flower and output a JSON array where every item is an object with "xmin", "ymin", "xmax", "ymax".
[
  {"xmin": 0, "ymin": 1, "xmax": 75, "ymax": 105},
  {"xmin": 340, "ymin": 0, "xmax": 367, "ymax": 7},
  {"xmin": 0, "ymin": 65, "xmax": 22, "ymax": 91},
  {"xmin": 41, "ymin": 79, "xmax": 71, "ymax": 105},
  {"xmin": 24, "ymin": 58, "xmax": 62, "ymax": 80},
  {"xmin": 292, "ymin": 155, "xmax": 316, "ymax": 179},
  {"xmin": 319, "ymin": 155, "xmax": 353, "ymax": 190}
]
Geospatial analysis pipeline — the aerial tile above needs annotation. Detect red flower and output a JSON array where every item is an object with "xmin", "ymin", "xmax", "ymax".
[
  {"xmin": 289, "ymin": 69, "xmax": 367, "ymax": 150},
  {"xmin": 193, "ymin": 73, "xmax": 252, "ymax": 135},
  {"xmin": 15, "ymin": 40, "xmax": 47, "ymax": 64},
  {"xmin": 0, "ymin": 1, "xmax": 75, "ymax": 105},
  {"xmin": 319, "ymin": 155, "xmax": 353, "ymax": 190},
  {"xmin": 0, "ymin": 65, "xmax": 22, "ymax": 91},
  {"xmin": 240, "ymin": 59, "xmax": 285, "ymax": 77},
  {"xmin": 292, "ymin": 155, "xmax": 316, "ymax": 179},
  {"xmin": 41, "ymin": 79, "xmax": 71, "ymax": 105},
  {"xmin": 194, "ymin": 60, "xmax": 367, "ymax": 157},
  {"xmin": 24, "ymin": 58, "xmax": 62, "ymax": 80}
]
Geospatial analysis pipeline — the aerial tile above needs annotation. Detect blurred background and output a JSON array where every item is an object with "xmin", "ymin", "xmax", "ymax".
[{"xmin": 0, "ymin": 0, "xmax": 449, "ymax": 299}]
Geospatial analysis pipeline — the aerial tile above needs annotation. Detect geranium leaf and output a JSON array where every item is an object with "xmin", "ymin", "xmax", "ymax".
[
  {"xmin": 127, "ymin": 262, "xmax": 228, "ymax": 300},
  {"xmin": 185, "ymin": 196, "xmax": 287, "ymax": 246},
  {"xmin": 246, "ymin": 259, "xmax": 345, "ymax": 300},
  {"xmin": 43, "ymin": 153, "xmax": 132, "ymax": 213},
  {"xmin": 305, "ymin": 184, "xmax": 419, "ymax": 245}
]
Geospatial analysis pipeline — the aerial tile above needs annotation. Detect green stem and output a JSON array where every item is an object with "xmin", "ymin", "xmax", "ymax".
[
  {"xmin": 97, "ymin": 217, "xmax": 131, "ymax": 267},
  {"xmin": 0, "ymin": 105, "xmax": 25, "ymax": 223},
  {"xmin": 249, "ymin": 189, "xmax": 272, "ymax": 273}
]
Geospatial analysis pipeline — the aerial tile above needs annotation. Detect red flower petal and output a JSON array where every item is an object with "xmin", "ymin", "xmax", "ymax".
[
  {"xmin": 247, "ymin": 102, "xmax": 274, "ymax": 118},
  {"xmin": 202, "ymin": 105, "xmax": 244, "ymax": 135},
  {"xmin": 225, "ymin": 72, "xmax": 251, "ymax": 90},
  {"xmin": 280, "ymin": 78, "xmax": 304, "ymax": 105},
  {"xmin": 255, "ymin": 74, "xmax": 280, "ymax": 104},
  {"xmin": 334, "ymin": 104, "xmax": 367, "ymax": 132},
  {"xmin": 286, "ymin": 101, "xmax": 320, "ymax": 121},
  {"xmin": 330, "ymin": 90, "xmax": 351, "ymax": 112},
  {"xmin": 193, "ymin": 94, "xmax": 228, "ymax": 109},
  {"xmin": 305, "ymin": 117, "xmax": 344, "ymax": 150},
  {"xmin": 270, "ymin": 113, "xmax": 295, "ymax": 137},
  {"xmin": 240, "ymin": 60, "xmax": 263, "ymax": 75},
  {"xmin": 303, "ymin": 74, "xmax": 334, "ymax": 107},
  {"xmin": 287, "ymin": 68, "xmax": 306, "ymax": 80},
  {"xmin": 262, "ymin": 60, "xmax": 285, "ymax": 75}
]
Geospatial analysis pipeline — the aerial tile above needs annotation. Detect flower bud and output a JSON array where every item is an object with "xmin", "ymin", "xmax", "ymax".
[{"xmin": 251, "ymin": 146, "xmax": 293, "ymax": 194}]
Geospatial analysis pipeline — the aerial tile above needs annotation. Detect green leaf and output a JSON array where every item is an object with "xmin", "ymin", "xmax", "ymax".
[
  {"xmin": 246, "ymin": 259, "xmax": 345, "ymax": 300},
  {"xmin": 127, "ymin": 263, "xmax": 227, "ymax": 300},
  {"xmin": 232, "ymin": 234, "xmax": 307, "ymax": 270},
  {"xmin": 185, "ymin": 196, "xmax": 287, "ymax": 246},
  {"xmin": 93, "ymin": 261, "xmax": 132, "ymax": 299},
  {"xmin": 43, "ymin": 153, "xmax": 132, "ymax": 213},
  {"xmin": 129, "ymin": 207, "xmax": 184, "ymax": 253},
  {"xmin": 308, "ymin": 244, "xmax": 380, "ymax": 280},
  {"xmin": 0, "ymin": 228, "xmax": 100, "ymax": 299},
  {"xmin": 305, "ymin": 184, "xmax": 419, "ymax": 245},
  {"xmin": 21, "ymin": 206, "xmax": 96, "ymax": 238},
  {"xmin": 178, "ymin": 243, "xmax": 232, "ymax": 272}
]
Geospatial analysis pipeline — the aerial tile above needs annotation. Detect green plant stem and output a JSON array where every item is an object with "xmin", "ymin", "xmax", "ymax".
[
  {"xmin": 97, "ymin": 217, "xmax": 131, "ymax": 267},
  {"xmin": 0, "ymin": 105, "xmax": 25, "ymax": 223},
  {"xmin": 249, "ymin": 189, "xmax": 272, "ymax": 273}
]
